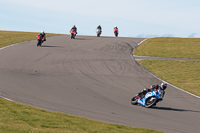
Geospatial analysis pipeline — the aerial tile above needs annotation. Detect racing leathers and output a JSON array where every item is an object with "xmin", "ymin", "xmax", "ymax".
[
  {"xmin": 137, "ymin": 84, "xmax": 160, "ymax": 98},
  {"xmin": 39, "ymin": 32, "xmax": 46, "ymax": 41},
  {"xmin": 97, "ymin": 25, "xmax": 102, "ymax": 33},
  {"xmin": 71, "ymin": 26, "xmax": 77, "ymax": 34}
]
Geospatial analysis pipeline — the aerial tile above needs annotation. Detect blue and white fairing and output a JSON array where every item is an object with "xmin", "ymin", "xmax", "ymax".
[{"xmin": 137, "ymin": 88, "xmax": 164, "ymax": 107}]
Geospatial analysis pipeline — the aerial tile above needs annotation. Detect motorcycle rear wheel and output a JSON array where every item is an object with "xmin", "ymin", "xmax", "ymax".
[{"xmin": 131, "ymin": 96, "xmax": 138, "ymax": 105}]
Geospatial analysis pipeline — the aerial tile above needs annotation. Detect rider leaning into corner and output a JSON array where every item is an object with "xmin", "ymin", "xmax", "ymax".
[
  {"xmin": 71, "ymin": 25, "xmax": 77, "ymax": 35},
  {"xmin": 137, "ymin": 83, "xmax": 167, "ymax": 98},
  {"xmin": 39, "ymin": 31, "xmax": 46, "ymax": 41}
]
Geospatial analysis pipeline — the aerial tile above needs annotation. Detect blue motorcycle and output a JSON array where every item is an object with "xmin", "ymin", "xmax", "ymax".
[{"xmin": 131, "ymin": 88, "xmax": 165, "ymax": 108}]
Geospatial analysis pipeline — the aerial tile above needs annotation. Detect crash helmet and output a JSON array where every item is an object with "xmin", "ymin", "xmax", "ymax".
[
  {"xmin": 41, "ymin": 31, "xmax": 45, "ymax": 35},
  {"xmin": 161, "ymin": 83, "xmax": 167, "ymax": 90}
]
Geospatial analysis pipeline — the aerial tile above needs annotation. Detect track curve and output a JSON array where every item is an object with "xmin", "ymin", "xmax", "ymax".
[{"xmin": 0, "ymin": 35, "xmax": 200, "ymax": 133}]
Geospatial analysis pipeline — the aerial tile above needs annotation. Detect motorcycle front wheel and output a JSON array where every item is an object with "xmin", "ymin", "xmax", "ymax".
[
  {"xmin": 115, "ymin": 32, "xmax": 118, "ymax": 37},
  {"xmin": 145, "ymin": 97, "xmax": 157, "ymax": 108},
  {"xmin": 37, "ymin": 40, "xmax": 42, "ymax": 46}
]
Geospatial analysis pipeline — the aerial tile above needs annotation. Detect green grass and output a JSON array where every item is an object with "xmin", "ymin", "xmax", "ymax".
[
  {"xmin": 0, "ymin": 30, "xmax": 58, "ymax": 48},
  {"xmin": 0, "ymin": 30, "xmax": 163, "ymax": 133},
  {"xmin": 137, "ymin": 60, "xmax": 200, "ymax": 96},
  {"xmin": 133, "ymin": 37, "xmax": 200, "ymax": 96},
  {"xmin": 133, "ymin": 37, "xmax": 200, "ymax": 59},
  {"xmin": 0, "ymin": 98, "xmax": 163, "ymax": 133}
]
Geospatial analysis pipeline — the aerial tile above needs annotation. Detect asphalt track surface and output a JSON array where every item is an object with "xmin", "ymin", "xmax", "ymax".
[{"xmin": 0, "ymin": 35, "xmax": 200, "ymax": 133}]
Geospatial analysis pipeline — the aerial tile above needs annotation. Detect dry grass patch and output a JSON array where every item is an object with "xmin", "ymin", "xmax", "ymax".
[
  {"xmin": 0, "ymin": 30, "xmax": 58, "ymax": 48},
  {"xmin": 137, "ymin": 60, "xmax": 200, "ymax": 96},
  {"xmin": 133, "ymin": 37, "xmax": 200, "ymax": 59}
]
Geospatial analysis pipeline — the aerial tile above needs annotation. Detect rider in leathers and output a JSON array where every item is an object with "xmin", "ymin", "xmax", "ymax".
[
  {"xmin": 97, "ymin": 25, "xmax": 102, "ymax": 33},
  {"xmin": 137, "ymin": 83, "xmax": 167, "ymax": 98},
  {"xmin": 39, "ymin": 31, "xmax": 46, "ymax": 41},
  {"xmin": 113, "ymin": 26, "xmax": 118, "ymax": 31},
  {"xmin": 71, "ymin": 25, "xmax": 77, "ymax": 35}
]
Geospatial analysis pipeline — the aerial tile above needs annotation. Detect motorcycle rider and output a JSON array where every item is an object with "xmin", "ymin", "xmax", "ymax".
[
  {"xmin": 113, "ymin": 26, "xmax": 118, "ymax": 37},
  {"xmin": 137, "ymin": 83, "xmax": 167, "ymax": 98},
  {"xmin": 38, "ymin": 31, "xmax": 46, "ymax": 41},
  {"xmin": 113, "ymin": 26, "xmax": 118, "ymax": 32},
  {"xmin": 71, "ymin": 25, "xmax": 77, "ymax": 35},
  {"xmin": 97, "ymin": 25, "xmax": 102, "ymax": 33}
]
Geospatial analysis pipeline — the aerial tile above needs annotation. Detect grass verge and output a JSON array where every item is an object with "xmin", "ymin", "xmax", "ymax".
[
  {"xmin": 0, "ymin": 98, "xmax": 163, "ymax": 133},
  {"xmin": 133, "ymin": 37, "xmax": 200, "ymax": 59},
  {"xmin": 0, "ymin": 30, "xmax": 58, "ymax": 48},
  {"xmin": 136, "ymin": 60, "xmax": 200, "ymax": 96},
  {"xmin": 133, "ymin": 37, "xmax": 200, "ymax": 97},
  {"xmin": 0, "ymin": 30, "xmax": 163, "ymax": 133}
]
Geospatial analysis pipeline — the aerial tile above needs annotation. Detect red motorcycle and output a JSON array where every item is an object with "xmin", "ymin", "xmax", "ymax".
[
  {"xmin": 114, "ymin": 28, "xmax": 118, "ymax": 37},
  {"xmin": 70, "ymin": 29, "xmax": 76, "ymax": 39},
  {"xmin": 37, "ymin": 35, "xmax": 46, "ymax": 46}
]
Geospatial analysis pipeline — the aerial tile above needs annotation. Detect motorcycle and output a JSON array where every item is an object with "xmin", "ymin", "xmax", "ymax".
[
  {"xmin": 96, "ymin": 28, "xmax": 101, "ymax": 37},
  {"xmin": 37, "ymin": 35, "xmax": 46, "ymax": 46},
  {"xmin": 114, "ymin": 29, "xmax": 118, "ymax": 37},
  {"xmin": 131, "ymin": 88, "xmax": 165, "ymax": 108},
  {"xmin": 70, "ymin": 29, "xmax": 76, "ymax": 39}
]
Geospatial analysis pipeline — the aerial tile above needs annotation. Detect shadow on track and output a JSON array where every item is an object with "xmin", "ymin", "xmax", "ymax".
[
  {"xmin": 151, "ymin": 106, "xmax": 200, "ymax": 113},
  {"xmin": 74, "ymin": 38, "xmax": 91, "ymax": 40},
  {"xmin": 40, "ymin": 46, "xmax": 63, "ymax": 48}
]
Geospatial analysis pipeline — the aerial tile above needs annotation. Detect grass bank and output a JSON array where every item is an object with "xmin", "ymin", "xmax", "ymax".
[
  {"xmin": 133, "ymin": 37, "xmax": 200, "ymax": 97},
  {"xmin": 136, "ymin": 60, "xmax": 200, "ymax": 96},
  {"xmin": 133, "ymin": 37, "xmax": 200, "ymax": 59},
  {"xmin": 0, "ymin": 31, "xmax": 162, "ymax": 133},
  {"xmin": 0, "ymin": 98, "xmax": 162, "ymax": 133},
  {"xmin": 0, "ymin": 30, "xmax": 58, "ymax": 48}
]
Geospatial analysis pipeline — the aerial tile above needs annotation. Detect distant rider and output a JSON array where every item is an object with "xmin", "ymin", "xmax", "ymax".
[
  {"xmin": 137, "ymin": 83, "xmax": 167, "ymax": 98},
  {"xmin": 39, "ymin": 31, "xmax": 46, "ymax": 41},
  {"xmin": 97, "ymin": 25, "xmax": 102, "ymax": 33},
  {"xmin": 113, "ymin": 26, "xmax": 118, "ymax": 32},
  {"xmin": 71, "ymin": 25, "xmax": 77, "ymax": 34}
]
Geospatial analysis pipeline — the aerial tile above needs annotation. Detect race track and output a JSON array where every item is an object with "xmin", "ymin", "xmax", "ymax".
[{"xmin": 0, "ymin": 35, "xmax": 200, "ymax": 133}]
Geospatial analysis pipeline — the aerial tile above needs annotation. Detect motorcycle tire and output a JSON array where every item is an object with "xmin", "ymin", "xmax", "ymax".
[
  {"xmin": 145, "ymin": 96, "xmax": 157, "ymax": 108},
  {"xmin": 115, "ymin": 33, "xmax": 118, "ymax": 37},
  {"xmin": 37, "ymin": 41, "xmax": 42, "ymax": 46},
  {"xmin": 131, "ymin": 96, "xmax": 138, "ymax": 105}
]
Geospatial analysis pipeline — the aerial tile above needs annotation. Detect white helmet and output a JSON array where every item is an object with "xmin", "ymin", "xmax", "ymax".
[{"xmin": 41, "ymin": 31, "xmax": 45, "ymax": 34}]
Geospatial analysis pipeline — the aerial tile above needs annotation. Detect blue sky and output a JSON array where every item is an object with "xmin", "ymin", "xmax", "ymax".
[{"xmin": 1, "ymin": 0, "xmax": 200, "ymax": 38}]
